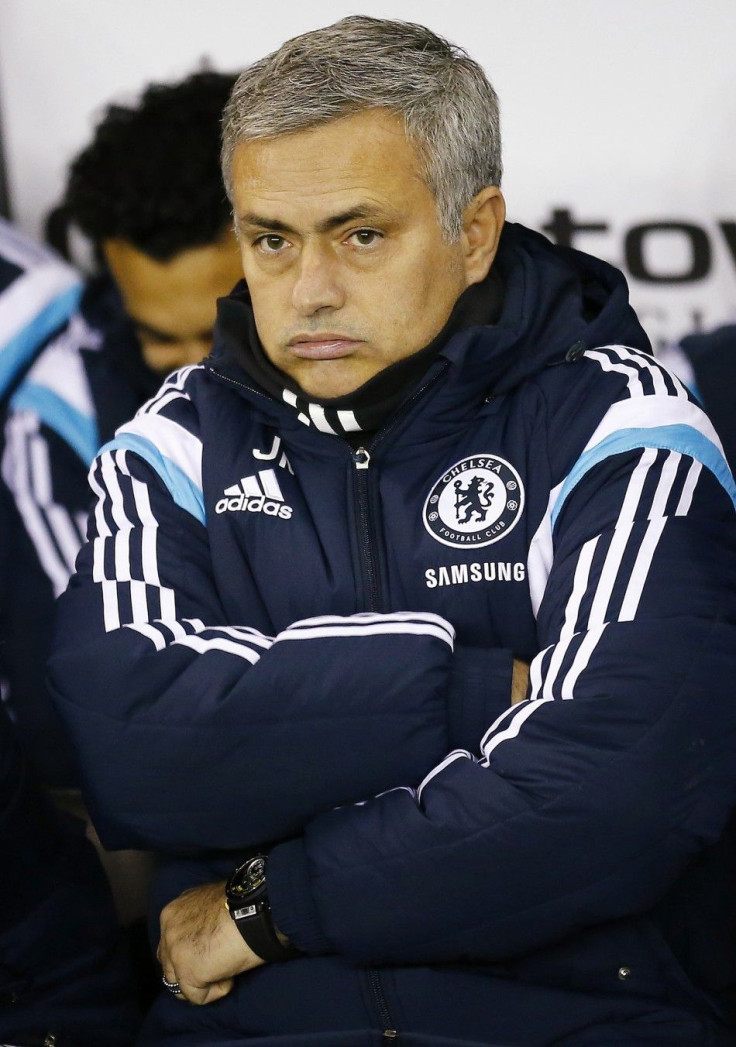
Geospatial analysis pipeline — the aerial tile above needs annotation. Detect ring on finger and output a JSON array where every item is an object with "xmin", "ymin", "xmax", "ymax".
[{"xmin": 162, "ymin": 974, "xmax": 183, "ymax": 996}]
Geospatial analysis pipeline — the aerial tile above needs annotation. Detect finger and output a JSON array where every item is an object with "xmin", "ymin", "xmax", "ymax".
[
  {"xmin": 179, "ymin": 977, "xmax": 234, "ymax": 1007},
  {"xmin": 161, "ymin": 961, "xmax": 176, "ymax": 983},
  {"xmin": 200, "ymin": 978, "xmax": 234, "ymax": 1005},
  {"xmin": 156, "ymin": 930, "xmax": 170, "ymax": 968},
  {"xmin": 177, "ymin": 980, "xmax": 206, "ymax": 1007},
  {"xmin": 161, "ymin": 966, "xmax": 184, "ymax": 1001}
]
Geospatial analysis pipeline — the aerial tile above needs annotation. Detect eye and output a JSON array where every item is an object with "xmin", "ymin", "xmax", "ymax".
[
  {"xmin": 348, "ymin": 229, "xmax": 382, "ymax": 247},
  {"xmin": 255, "ymin": 234, "xmax": 289, "ymax": 254}
]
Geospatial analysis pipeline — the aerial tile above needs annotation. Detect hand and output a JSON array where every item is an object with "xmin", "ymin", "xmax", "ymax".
[
  {"xmin": 157, "ymin": 880, "xmax": 265, "ymax": 1005},
  {"xmin": 511, "ymin": 658, "xmax": 530, "ymax": 704}
]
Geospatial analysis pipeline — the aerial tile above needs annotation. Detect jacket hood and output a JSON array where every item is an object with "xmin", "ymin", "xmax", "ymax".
[
  {"xmin": 208, "ymin": 221, "xmax": 650, "ymax": 405},
  {"xmin": 461, "ymin": 222, "xmax": 651, "ymax": 395}
]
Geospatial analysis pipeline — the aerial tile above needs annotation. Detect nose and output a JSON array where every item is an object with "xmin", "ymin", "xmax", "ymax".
[{"xmin": 291, "ymin": 243, "xmax": 344, "ymax": 316}]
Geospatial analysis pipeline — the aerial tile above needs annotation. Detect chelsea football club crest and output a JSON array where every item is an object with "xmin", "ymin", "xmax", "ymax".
[{"xmin": 423, "ymin": 454, "xmax": 525, "ymax": 549}]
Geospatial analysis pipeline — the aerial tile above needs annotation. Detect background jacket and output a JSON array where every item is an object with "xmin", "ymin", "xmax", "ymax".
[
  {"xmin": 0, "ymin": 218, "xmax": 153, "ymax": 786},
  {"xmin": 659, "ymin": 323, "xmax": 736, "ymax": 475},
  {"xmin": 0, "ymin": 218, "xmax": 139, "ymax": 1045},
  {"xmin": 51, "ymin": 223, "xmax": 736, "ymax": 1045}
]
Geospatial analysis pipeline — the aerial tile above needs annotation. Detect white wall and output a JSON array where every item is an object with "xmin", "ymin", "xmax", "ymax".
[{"xmin": 1, "ymin": 0, "xmax": 734, "ymax": 348}]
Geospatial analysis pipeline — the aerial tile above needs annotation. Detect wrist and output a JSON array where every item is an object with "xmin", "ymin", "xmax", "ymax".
[{"xmin": 225, "ymin": 855, "xmax": 299, "ymax": 963}]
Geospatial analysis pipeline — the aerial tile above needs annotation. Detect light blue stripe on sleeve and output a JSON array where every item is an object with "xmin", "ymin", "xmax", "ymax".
[
  {"xmin": 0, "ymin": 283, "xmax": 82, "ymax": 399},
  {"xmin": 551, "ymin": 423, "xmax": 736, "ymax": 529},
  {"xmin": 10, "ymin": 382, "xmax": 99, "ymax": 466},
  {"xmin": 98, "ymin": 432, "xmax": 205, "ymax": 525}
]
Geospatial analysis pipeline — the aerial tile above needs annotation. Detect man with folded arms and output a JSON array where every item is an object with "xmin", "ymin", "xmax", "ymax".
[{"xmin": 51, "ymin": 17, "xmax": 736, "ymax": 1045}]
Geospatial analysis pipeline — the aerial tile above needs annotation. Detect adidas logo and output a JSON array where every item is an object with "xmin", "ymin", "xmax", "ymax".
[{"xmin": 215, "ymin": 468, "xmax": 293, "ymax": 519}]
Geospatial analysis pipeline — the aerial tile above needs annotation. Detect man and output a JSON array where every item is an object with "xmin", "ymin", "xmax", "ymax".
[
  {"xmin": 2, "ymin": 71, "xmax": 241, "ymax": 789},
  {"xmin": 50, "ymin": 71, "xmax": 242, "ymax": 377},
  {"xmin": 50, "ymin": 17, "xmax": 736, "ymax": 1045}
]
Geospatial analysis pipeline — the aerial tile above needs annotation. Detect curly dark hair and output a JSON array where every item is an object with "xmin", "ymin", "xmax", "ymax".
[{"xmin": 50, "ymin": 71, "xmax": 237, "ymax": 262}]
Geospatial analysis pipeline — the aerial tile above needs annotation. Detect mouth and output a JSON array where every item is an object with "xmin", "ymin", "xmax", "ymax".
[{"xmin": 286, "ymin": 335, "xmax": 362, "ymax": 360}]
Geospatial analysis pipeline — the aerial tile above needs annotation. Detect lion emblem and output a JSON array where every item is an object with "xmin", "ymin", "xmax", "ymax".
[{"xmin": 454, "ymin": 475, "xmax": 495, "ymax": 524}]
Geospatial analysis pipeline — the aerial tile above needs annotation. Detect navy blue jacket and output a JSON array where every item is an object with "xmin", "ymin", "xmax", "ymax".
[
  {"xmin": 0, "ymin": 705, "xmax": 139, "ymax": 1046},
  {"xmin": 660, "ymin": 324, "xmax": 736, "ymax": 475},
  {"xmin": 0, "ymin": 219, "xmax": 139, "ymax": 1045},
  {"xmin": 51, "ymin": 224, "xmax": 736, "ymax": 1045},
  {"xmin": 0, "ymin": 218, "xmax": 153, "ymax": 787}
]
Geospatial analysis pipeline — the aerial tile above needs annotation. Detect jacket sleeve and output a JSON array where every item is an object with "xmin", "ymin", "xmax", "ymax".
[
  {"xmin": 0, "ymin": 310, "xmax": 102, "ymax": 787},
  {"xmin": 267, "ymin": 410, "xmax": 736, "ymax": 963},
  {"xmin": 49, "ymin": 434, "xmax": 459, "ymax": 854}
]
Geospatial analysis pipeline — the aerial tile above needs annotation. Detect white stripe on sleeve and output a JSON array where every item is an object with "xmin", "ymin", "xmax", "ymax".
[
  {"xmin": 417, "ymin": 750, "xmax": 474, "ymax": 802},
  {"xmin": 482, "ymin": 698, "xmax": 554, "ymax": 759},
  {"xmin": 674, "ymin": 458, "xmax": 702, "ymax": 517},
  {"xmin": 559, "ymin": 623, "xmax": 609, "ymax": 699},
  {"xmin": 172, "ymin": 634, "xmax": 262, "ymax": 664},
  {"xmin": 587, "ymin": 448, "xmax": 657, "ymax": 629}
]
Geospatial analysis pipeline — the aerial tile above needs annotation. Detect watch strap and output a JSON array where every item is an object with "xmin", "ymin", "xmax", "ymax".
[
  {"xmin": 226, "ymin": 856, "xmax": 299, "ymax": 963},
  {"xmin": 229, "ymin": 896, "xmax": 295, "ymax": 963}
]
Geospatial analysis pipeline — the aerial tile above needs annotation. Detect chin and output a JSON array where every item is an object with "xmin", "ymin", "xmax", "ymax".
[
  {"xmin": 302, "ymin": 382, "xmax": 360, "ymax": 399},
  {"xmin": 295, "ymin": 367, "xmax": 370, "ymax": 401}
]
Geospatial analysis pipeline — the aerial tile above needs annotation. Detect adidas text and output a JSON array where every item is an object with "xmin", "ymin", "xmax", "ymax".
[{"xmin": 215, "ymin": 493, "xmax": 292, "ymax": 518}]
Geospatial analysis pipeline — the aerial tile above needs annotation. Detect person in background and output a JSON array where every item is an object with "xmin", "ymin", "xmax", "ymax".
[
  {"xmin": 0, "ymin": 221, "xmax": 138, "ymax": 1046},
  {"xmin": 659, "ymin": 323, "xmax": 736, "ymax": 474},
  {"xmin": 48, "ymin": 70, "xmax": 242, "ymax": 379},
  {"xmin": 4, "ymin": 70, "xmax": 241, "ymax": 792},
  {"xmin": 50, "ymin": 17, "xmax": 736, "ymax": 1046},
  {"xmin": 1, "ymin": 71, "xmax": 241, "ymax": 1014}
]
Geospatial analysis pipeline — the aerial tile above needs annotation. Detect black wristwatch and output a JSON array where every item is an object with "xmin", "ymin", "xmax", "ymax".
[{"xmin": 225, "ymin": 855, "xmax": 298, "ymax": 963}]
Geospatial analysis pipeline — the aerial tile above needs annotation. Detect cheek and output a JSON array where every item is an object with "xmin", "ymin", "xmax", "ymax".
[
  {"xmin": 247, "ymin": 284, "xmax": 289, "ymax": 355},
  {"xmin": 249, "ymin": 288, "xmax": 279, "ymax": 326},
  {"xmin": 378, "ymin": 256, "xmax": 462, "ymax": 344}
]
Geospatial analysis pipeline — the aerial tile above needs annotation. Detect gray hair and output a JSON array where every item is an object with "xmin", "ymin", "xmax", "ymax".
[{"xmin": 221, "ymin": 16, "xmax": 501, "ymax": 240}]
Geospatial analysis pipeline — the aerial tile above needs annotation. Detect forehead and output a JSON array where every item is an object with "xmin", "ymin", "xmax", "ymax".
[{"xmin": 230, "ymin": 109, "xmax": 433, "ymax": 226}]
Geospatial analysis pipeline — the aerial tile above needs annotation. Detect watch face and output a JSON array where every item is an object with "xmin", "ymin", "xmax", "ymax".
[{"xmin": 228, "ymin": 855, "xmax": 267, "ymax": 901}]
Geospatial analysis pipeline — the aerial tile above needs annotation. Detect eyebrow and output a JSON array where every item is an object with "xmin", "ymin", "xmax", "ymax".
[{"xmin": 237, "ymin": 205, "xmax": 387, "ymax": 237}]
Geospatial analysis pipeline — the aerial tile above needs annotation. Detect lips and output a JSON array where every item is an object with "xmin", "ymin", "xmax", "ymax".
[{"xmin": 287, "ymin": 336, "xmax": 361, "ymax": 360}]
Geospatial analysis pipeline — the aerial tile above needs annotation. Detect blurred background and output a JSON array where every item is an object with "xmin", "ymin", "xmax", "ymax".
[{"xmin": 1, "ymin": 0, "xmax": 734, "ymax": 350}]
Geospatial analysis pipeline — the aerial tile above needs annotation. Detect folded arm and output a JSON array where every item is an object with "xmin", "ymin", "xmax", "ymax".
[
  {"xmin": 265, "ymin": 445, "xmax": 736, "ymax": 965},
  {"xmin": 50, "ymin": 445, "xmax": 461, "ymax": 853}
]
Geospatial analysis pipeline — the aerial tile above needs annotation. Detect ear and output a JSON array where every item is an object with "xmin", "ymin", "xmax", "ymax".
[{"xmin": 461, "ymin": 187, "xmax": 505, "ymax": 286}]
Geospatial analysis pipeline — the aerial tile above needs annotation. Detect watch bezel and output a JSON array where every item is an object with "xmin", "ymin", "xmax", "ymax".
[{"xmin": 226, "ymin": 855, "xmax": 267, "ymax": 906}]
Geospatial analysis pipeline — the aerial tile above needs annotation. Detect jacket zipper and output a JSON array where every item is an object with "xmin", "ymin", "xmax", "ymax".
[
  {"xmin": 351, "ymin": 447, "xmax": 398, "ymax": 1039},
  {"xmin": 351, "ymin": 448, "xmax": 399, "ymax": 1040},
  {"xmin": 349, "ymin": 365, "xmax": 453, "ymax": 1043},
  {"xmin": 368, "ymin": 968, "xmax": 398, "ymax": 1042},
  {"xmin": 208, "ymin": 367, "xmax": 271, "ymax": 402},
  {"xmin": 349, "ymin": 360, "xmax": 450, "ymax": 613},
  {"xmin": 214, "ymin": 361, "xmax": 451, "ymax": 1045},
  {"xmin": 351, "ymin": 446, "xmax": 381, "ymax": 611}
]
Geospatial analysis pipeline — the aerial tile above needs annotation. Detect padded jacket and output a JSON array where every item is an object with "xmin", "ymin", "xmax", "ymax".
[
  {"xmin": 0, "ymin": 217, "xmax": 153, "ymax": 786},
  {"xmin": 0, "ymin": 219, "xmax": 139, "ymax": 1045},
  {"xmin": 51, "ymin": 223, "xmax": 736, "ymax": 1045},
  {"xmin": 659, "ymin": 324, "xmax": 736, "ymax": 475}
]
